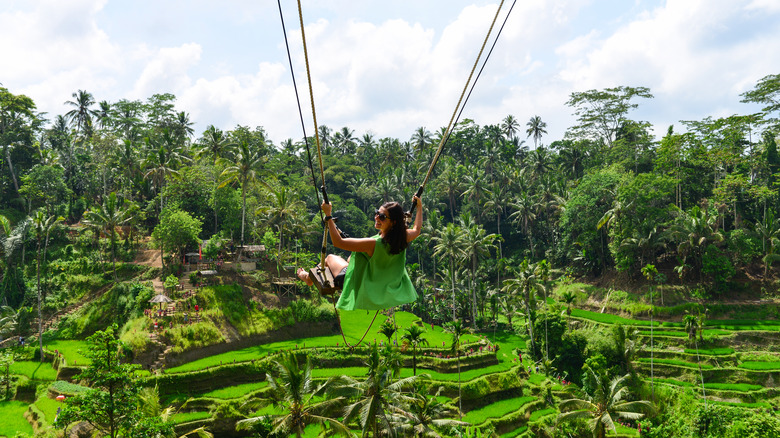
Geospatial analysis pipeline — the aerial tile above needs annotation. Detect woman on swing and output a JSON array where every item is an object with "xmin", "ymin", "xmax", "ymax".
[{"xmin": 298, "ymin": 195, "xmax": 423, "ymax": 310}]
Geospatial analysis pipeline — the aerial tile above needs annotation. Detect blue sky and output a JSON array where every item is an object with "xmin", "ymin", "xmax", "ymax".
[{"xmin": 1, "ymin": 0, "xmax": 778, "ymax": 146}]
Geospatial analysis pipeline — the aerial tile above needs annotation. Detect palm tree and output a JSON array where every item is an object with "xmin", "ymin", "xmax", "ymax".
[
  {"xmin": 82, "ymin": 193, "xmax": 133, "ymax": 282},
  {"xmin": 754, "ymin": 210, "xmax": 780, "ymax": 277},
  {"xmin": 196, "ymin": 125, "xmax": 235, "ymax": 234},
  {"xmin": 172, "ymin": 111, "xmax": 195, "ymax": 143},
  {"xmin": 432, "ymin": 223, "xmax": 466, "ymax": 320},
  {"xmin": 509, "ymin": 192, "xmax": 539, "ymax": 257},
  {"xmin": 560, "ymin": 291, "xmax": 576, "ymax": 316},
  {"xmin": 332, "ymin": 126, "xmax": 356, "ymax": 155},
  {"xmin": 411, "ymin": 127, "xmax": 432, "ymax": 156},
  {"xmin": 238, "ymin": 352, "xmax": 350, "ymax": 438},
  {"xmin": 501, "ymin": 114, "xmax": 520, "ymax": 141},
  {"xmin": 461, "ymin": 167, "xmax": 487, "ymax": 222},
  {"xmin": 459, "ymin": 214, "xmax": 498, "ymax": 328},
  {"xmin": 401, "ymin": 324, "xmax": 429, "ymax": 376},
  {"xmin": 341, "ymin": 342, "xmax": 419, "ymax": 437},
  {"xmin": 526, "ymin": 115, "xmax": 547, "ymax": 149},
  {"xmin": 525, "ymin": 146, "xmax": 552, "ymax": 181},
  {"xmin": 667, "ymin": 204, "xmax": 724, "ymax": 280},
  {"xmin": 317, "ymin": 125, "xmax": 332, "ymax": 153},
  {"xmin": 683, "ymin": 312, "xmax": 698, "ymax": 341},
  {"xmin": 32, "ymin": 210, "xmax": 64, "ymax": 361},
  {"xmin": 502, "ymin": 259, "xmax": 544, "ymax": 361},
  {"xmin": 95, "ymin": 101, "xmax": 112, "ymax": 131},
  {"xmin": 115, "ymin": 139, "xmax": 138, "ymax": 201},
  {"xmin": 437, "ymin": 157, "xmax": 464, "ymax": 221},
  {"xmin": 0, "ymin": 216, "xmax": 30, "ymax": 308},
  {"xmin": 597, "ymin": 194, "xmax": 633, "ymax": 238},
  {"xmin": 357, "ymin": 133, "xmax": 378, "ymax": 177},
  {"xmin": 220, "ymin": 139, "xmax": 265, "ymax": 248},
  {"xmin": 612, "ymin": 324, "xmax": 639, "ymax": 375},
  {"xmin": 142, "ymin": 133, "xmax": 186, "ymax": 214},
  {"xmin": 0, "ymin": 305, "xmax": 19, "ymax": 338},
  {"xmin": 558, "ymin": 371, "xmax": 652, "ymax": 438},
  {"xmin": 64, "ymin": 89, "xmax": 98, "ymax": 137},
  {"xmin": 378, "ymin": 319, "xmax": 398, "ymax": 346},
  {"xmin": 444, "ymin": 320, "xmax": 470, "ymax": 417},
  {"xmin": 394, "ymin": 384, "xmax": 468, "ymax": 437},
  {"xmin": 257, "ymin": 184, "xmax": 305, "ymax": 275}
]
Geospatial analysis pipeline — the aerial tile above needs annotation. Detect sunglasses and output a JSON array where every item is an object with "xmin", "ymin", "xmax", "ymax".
[{"xmin": 374, "ymin": 210, "xmax": 387, "ymax": 221}]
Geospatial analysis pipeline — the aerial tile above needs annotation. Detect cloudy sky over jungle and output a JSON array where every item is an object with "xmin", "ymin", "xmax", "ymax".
[{"xmin": 1, "ymin": 0, "xmax": 778, "ymax": 145}]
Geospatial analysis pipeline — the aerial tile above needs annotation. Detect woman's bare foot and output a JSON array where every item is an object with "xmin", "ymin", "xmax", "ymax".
[{"xmin": 297, "ymin": 268, "xmax": 314, "ymax": 286}]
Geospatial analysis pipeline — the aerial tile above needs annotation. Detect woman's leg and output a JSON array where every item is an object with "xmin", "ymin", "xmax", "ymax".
[
  {"xmin": 297, "ymin": 254, "xmax": 348, "ymax": 286},
  {"xmin": 324, "ymin": 254, "xmax": 349, "ymax": 275},
  {"xmin": 297, "ymin": 268, "xmax": 314, "ymax": 286}
]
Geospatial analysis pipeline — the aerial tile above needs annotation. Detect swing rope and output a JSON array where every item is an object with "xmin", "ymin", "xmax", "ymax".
[
  {"xmin": 278, "ymin": 0, "xmax": 516, "ymax": 347},
  {"xmin": 408, "ymin": 0, "xmax": 516, "ymax": 219},
  {"xmin": 421, "ymin": 0, "xmax": 506, "ymax": 190},
  {"xmin": 279, "ymin": 0, "xmax": 378, "ymax": 348}
]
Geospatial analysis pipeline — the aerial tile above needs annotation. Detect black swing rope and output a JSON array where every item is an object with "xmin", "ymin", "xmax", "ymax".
[
  {"xmin": 278, "ymin": 0, "xmax": 378, "ymax": 348},
  {"xmin": 277, "ymin": 0, "xmax": 515, "ymax": 347}
]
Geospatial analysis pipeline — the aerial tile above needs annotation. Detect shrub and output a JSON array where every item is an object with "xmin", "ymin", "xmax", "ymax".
[
  {"xmin": 702, "ymin": 245, "xmax": 735, "ymax": 295},
  {"xmin": 726, "ymin": 229, "xmax": 760, "ymax": 267}
]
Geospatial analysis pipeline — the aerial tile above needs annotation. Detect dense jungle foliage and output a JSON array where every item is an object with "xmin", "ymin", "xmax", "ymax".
[{"xmin": 1, "ymin": 73, "xmax": 780, "ymax": 437}]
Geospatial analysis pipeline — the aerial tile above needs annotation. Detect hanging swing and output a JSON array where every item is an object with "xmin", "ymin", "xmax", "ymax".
[{"xmin": 276, "ymin": 0, "xmax": 516, "ymax": 347}]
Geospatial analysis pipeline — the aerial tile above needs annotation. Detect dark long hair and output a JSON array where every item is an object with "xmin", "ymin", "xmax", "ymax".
[{"xmin": 381, "ymin": 202, "xmax": 408, "ymax": 255}]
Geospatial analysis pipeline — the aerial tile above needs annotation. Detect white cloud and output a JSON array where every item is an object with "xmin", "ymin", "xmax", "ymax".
[
  {"xmin": 131, "ymin": 43, "xmax": 202, "ymax": 98},
  {"xmin": 1, "ymin": 0, "xmax": 777, "ymax": 145},
  {"xmin": 555, "ymin": 0, "xmax": 780, "ymax": 135}
]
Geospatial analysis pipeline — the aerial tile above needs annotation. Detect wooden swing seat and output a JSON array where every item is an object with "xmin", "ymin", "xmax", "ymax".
[{"xmin": 308, "ymin": 265, "xmax": 340, "ymax": 296}]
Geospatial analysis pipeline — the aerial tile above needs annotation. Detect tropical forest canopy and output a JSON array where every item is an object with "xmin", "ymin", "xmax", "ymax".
[
  {"xmin": 2, "ymin": 77, "xmax": 780, "ymax": 304},
  {"xmin": 1, "ymin": 74, "xmax": 780, "ymax": 438}
]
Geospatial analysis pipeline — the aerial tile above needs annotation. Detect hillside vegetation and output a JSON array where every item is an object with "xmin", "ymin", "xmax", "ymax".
[{"xmin": 1, "ymin": 75, "xmax": 780, "ymax": 437}]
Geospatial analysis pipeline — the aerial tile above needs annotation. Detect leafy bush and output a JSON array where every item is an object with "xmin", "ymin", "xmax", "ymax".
[
  {"xmin": 702, "ymin": 245, "xmax": 735, "ymax": 295},
  {"xmin": 289, "ymin": 298, "xmax": 329, "ymax": 323},
  {"xmin": 49, "ymin": 380, "xmax": 89, "ymax": 395},
  {"xmin": 726, "ymin": 229, "xmax": 760, "ymax": 267},
  {"xmin": 57, "ymin": 282, "xmax": 154, "ymax": 338},
  {"xmin": 166, "ymin": 322, "xmax": 225, "ymax": 355}
]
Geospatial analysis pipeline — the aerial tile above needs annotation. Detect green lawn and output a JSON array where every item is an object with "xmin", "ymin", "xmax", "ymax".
[
  {"xmin": 528, "ymin": 407, "xmax": 556, "ymax": 422},
  {"xmin": 170, "ymin": 411, "xmax": 212, "ymax": 424},
  {"xmin": 34, "ymin": 396, "xmax": 62, "ymax": 426},
  {"xmin": 709, "ymin": 399, "xmax": 772, "ymax": 409},
  {"xmin": 739, "ymin": 361, "xmax": 780, "ymax": 370},
  {"xmin": 704, "ymin": 382, "xmax": 763, "ymax": 392},
  {"xmin": 461, "ymin": 396, "xmax": 536, "ymax": 424},
  {"xmin": 569, "ymin": 308, "xmax": 660, "ymax": 327},
  {"xmin": 312, "ymin": 361, "xmax": 523, "ymax": 383},
  {"xmin": 10, "ymin": 361, "xmax": 58, "ymax": 380},
  {"xmin": 653, "ymin": 378, "xmax": 762, "ymax": 392},
  {"xmin": 638, "ymin": 330, "xmax": 686, "ymax": 338},
  {"xmin": 166, "ymin": 312, "xmax": 486, "ymax": 374},
  {"xmin": 500, "ymin": 425, "xmax": 527, "ymax": 438},
  {"xmin": 635, "ymin": 358, "xmax": 714, "ymax": 370},
  {"xmin": 704, "ymin": 319, "xmax": 780, "ymax": 331},
  {"xmin": 201, "ymin": 381, "xmax": 268, "ymax": 399},
  {"xmin": 684, "ymin": 347, "xmax": 734, "ymax": 356},
  {"xmin": 0, "ymin": 400, "xmax": 34, "ymax": 437},
  {"xmin": 45, "ymin": 339, "xmax": 91, "ymax": 365}
]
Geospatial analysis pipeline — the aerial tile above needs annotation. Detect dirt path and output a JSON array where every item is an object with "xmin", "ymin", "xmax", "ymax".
[{"xmin": 134, "ymin": 248, "xmax": 163, "ymax": 268}]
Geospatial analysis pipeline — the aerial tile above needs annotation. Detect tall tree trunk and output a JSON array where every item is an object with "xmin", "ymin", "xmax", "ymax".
[
  {"xmin": 36, "ymin": 239, "xmax": 43, "ymax": 362},
  {"xmin": 241, "ymin": 182, "xmax": 247, "ymax": 247},
  {"xmin": 4, "ymin": 147, "xmax": 20, "ymax": 195}
]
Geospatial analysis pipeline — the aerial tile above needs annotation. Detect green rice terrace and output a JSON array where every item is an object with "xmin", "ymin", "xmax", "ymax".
[{"xmin": 3, "ymin": 257, "xmax": 780, "ymax": 437}]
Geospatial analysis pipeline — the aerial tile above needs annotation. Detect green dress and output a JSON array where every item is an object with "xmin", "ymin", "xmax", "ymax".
[{"xmin": 336, "ymin": 235, "xmax": 417, "ymax": 310}]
